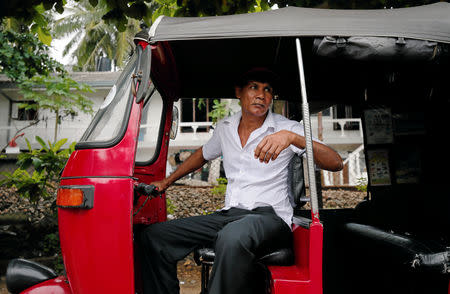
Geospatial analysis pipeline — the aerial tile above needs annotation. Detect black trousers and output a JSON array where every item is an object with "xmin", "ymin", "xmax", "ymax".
[{"xmin": 139, "ymin": 206, "xmax": 292, "ymax": 294}]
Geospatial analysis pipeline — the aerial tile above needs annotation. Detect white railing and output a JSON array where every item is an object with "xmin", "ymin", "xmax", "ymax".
[
  {"xmin": 322, "ymin": 144, "xmax": 367, "ymax": 186},
  {"xmin": 178, "ymin": 122, "xmax": 214, "ymax": 137}
]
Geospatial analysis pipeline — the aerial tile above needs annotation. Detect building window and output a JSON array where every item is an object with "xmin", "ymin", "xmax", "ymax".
[
  {"xmin": 180, "ymin": 98, "xmax": 213, "ymax": 133},
  {"xmin": 11, "ymin": 102, "xmax": 38, "ymax": 121},
  {"xmin": 332, "ymin": 104, "xmax": 361, "ymax": 130}
]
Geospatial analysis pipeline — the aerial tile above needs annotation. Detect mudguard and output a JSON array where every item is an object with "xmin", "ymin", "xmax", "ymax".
[{"xmin": 20, "ymin": 276, "xmax": 72, "ymax": 294}]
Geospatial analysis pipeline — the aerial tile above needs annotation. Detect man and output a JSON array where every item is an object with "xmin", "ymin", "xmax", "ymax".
[{"xmin": 140, "ymin": 68, "xmax": 343, "ymax": 294}]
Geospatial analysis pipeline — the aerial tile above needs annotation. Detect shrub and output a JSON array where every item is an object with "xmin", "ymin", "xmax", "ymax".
[
  {"xmin": 0, "ymin": 136, "xmax": 75, "ymax": 203},
  {"xmin": 355, "ymin": 177, "xmax": 368, "ymax": 192},
  {"xmin": 211, "ymin": 177, "xmax": 228, "ymax": 196}
]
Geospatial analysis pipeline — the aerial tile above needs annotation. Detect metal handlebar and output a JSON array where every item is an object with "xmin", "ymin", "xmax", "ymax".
[{"xmin": 133, "ymin": 183, "xmax": 159, "ymax": 216}]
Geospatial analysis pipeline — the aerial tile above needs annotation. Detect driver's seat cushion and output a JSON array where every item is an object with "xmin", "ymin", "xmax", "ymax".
[{"xmin": 193, "ymin": 247, "xmax": 295, "ymax": 266}]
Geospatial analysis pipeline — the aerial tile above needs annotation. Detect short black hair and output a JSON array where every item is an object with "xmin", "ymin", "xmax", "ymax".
[{"xmin": 235, "ymin": 67, "xmax": 280, "ymax": 93}]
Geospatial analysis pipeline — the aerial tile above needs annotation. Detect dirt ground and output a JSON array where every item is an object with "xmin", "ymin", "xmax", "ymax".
[{"xmin": 0, "ymin": 277, "xmax": 7, "ymax": 294}]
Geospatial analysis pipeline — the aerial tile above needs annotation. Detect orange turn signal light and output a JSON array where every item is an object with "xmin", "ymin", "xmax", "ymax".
[
  {"xmin": 57, "ymin": 185, "xmax": 94, "ymax": 209},
  {"xmin": 57, "ymin": 188, "xmax": 84, "ymax": 206}
]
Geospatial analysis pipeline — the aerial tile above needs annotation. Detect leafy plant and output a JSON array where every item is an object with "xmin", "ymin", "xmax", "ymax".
[
  {"xmin": 39, "ymin": 232, "xmax": 65, "ymax": 274},
  {"xmin": 52, "ymin": 0, "xmax": 140, "ymax": 71},
  {"xmin": 211, "ymin": 177, "xmax": 228, "ymax": 196},
  {"xmin": 40, "ymin": 232, "xmax": 60, "ymax": 255},
  {"xmin": 0, "ymin": 28, "xmax": 93, "ymax": 151},
  {"xmin": 0, "ymin": 30, "xmax": 64, "ymax": 83},
  {"xmin": 0, "ymin": 136, "xmax": 76, "ymax": 203},
  {"xmin": 355, "ymin": 177, "xmax": 368, "ymax": 192},
  {"xmin": 19, "ymin": 74, "xmax": 94, "ymax": 142},
  {"xmin": 0, "ymin": 169, "xmax": 48, "ymax": 203},
  {"xmin": 209, "ymin": 99, "xmax": 232, "ymax": 124},
  {"xmin": 166, "ymin": 198, "xmax": 176, "ymax": 215}
]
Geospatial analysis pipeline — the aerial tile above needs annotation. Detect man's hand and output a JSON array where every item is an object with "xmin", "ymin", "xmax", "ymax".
[
  {"xmin": 149, "ymin": 147, "xmax": 208, "ymax": 193},
  {"xmin": 254, "ymin": 130, "xmax": 294, "ymax": 163},
  {"xmin": 151, "ymin": 178, "xmax": 170, "ymax": 193}
]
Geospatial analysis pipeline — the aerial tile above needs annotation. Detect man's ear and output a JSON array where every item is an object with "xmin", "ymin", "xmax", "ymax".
[{"xmin": 235, "ymin": 86, "xmax": 242, "ymax": 99}]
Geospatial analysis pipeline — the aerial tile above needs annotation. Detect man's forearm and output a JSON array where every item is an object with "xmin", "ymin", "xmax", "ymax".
[
  {"xmin": 288, "ymin": 132, "xmax": 343, "ymax": 172},
  {"xmin": 164, "ymin": 147, "xmax": 208, "ymax": 186}
]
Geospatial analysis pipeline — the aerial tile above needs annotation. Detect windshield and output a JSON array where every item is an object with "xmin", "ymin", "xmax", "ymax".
[{"xmin": 78, "ymin": 54, "xmax": 138, "ymax": 146}]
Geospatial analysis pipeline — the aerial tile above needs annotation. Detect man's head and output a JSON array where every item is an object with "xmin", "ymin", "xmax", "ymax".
[
  {"xmin": 235, "ymin": 67, "xmax": 280, "ymax": 95},
  {"xmin": 235, "ymin": 67, "xmax": 280, "ymax": 118}
]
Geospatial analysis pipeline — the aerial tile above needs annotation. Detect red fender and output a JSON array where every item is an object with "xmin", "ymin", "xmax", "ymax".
[{"xmin": 20, "ymin": 276, "xmax": 72, "ymax": 294}]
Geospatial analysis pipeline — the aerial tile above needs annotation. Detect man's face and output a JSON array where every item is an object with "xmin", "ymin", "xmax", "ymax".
[{"xmin": 235, "ymin": 81, "xmax": 274, "ymax": 118}]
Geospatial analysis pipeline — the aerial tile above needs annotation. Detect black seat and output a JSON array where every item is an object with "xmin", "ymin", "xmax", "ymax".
[
  {"xmin": 193, "ymin": 247, "xmax": 295, "ymax": 266},
  {"xmin": 343, "ymin": 222, "xmax": 450, "ymax": 274},
  {"xmin": 6, "ymin": 258, "xmax": 57, "ymax": 294},
  {"xmin": 193, "ymin": 153, "xmax": 306, "ymax": 293}
]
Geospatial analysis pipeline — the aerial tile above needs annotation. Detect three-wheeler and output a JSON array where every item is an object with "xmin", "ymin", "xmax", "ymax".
[{"xmin": 6, "ymin": 2, "xmax": 450, "ymax": 294}]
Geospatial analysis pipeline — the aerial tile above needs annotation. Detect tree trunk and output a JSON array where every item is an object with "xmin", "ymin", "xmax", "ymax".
[{"xmin": 54, "ymin": 109, "xmax": 59, "ymax": 143}]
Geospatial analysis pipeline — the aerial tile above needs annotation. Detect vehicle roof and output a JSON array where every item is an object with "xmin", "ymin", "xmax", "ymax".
[
  {"xmin": 149, "ymin": 3, "xmax": 450, "ymax": 44},
  {"xmin": 147, "ymin": 3, "xmax": 449, "ymax": 106}
]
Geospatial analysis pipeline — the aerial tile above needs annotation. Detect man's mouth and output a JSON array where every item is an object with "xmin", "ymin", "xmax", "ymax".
[{"xmin": 252, "ymin": 103, "xmax": 265, "ymax": 108}]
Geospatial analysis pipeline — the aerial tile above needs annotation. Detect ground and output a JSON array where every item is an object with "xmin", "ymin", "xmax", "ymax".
[{"xmin": 0, "ymin": 184, "xmax": 365, "ymax": 293}]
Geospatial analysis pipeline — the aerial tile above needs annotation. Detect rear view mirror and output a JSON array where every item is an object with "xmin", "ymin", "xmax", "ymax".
[
  {"xmin": 135, "ymin": 45, "xmax": 152, "ymax": 103},
  {"xmin": 170, "ymin": 106, "xmax": 179, "ymax": 140}
]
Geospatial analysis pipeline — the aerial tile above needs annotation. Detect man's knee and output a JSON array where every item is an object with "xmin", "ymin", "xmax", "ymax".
[
  {"xmin": 214, "ymin": 215, "xmax": 264, "ymax": 252},
  {"xmin": 140, "ymin": 223, "xmax": 166, "ymax": 251}
]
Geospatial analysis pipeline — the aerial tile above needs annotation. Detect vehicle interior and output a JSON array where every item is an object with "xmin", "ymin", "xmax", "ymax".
[{"xmin": 147, "ymin": 36, "xmax": 450, "ymax": 293}]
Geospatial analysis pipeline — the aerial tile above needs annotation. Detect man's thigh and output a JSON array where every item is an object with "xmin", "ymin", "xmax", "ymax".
[
  {"xmin": 215, "ymin": 209, "xmax": 292, "ymax": 256},
  {"xmin": 140, "ymin": 212, "xmax": 231, "ymax": 260}
]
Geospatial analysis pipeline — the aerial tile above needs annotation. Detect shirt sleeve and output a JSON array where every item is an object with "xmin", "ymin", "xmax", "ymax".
[
  {"xmin": 289, "ymin": 121, "xmax": 322, "ymax": 155},
  {"xmin": 202, "ymin": 123, "xmax": 223, "ymax": 160}
]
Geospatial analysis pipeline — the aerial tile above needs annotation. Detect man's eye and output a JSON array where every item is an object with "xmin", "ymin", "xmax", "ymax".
[
  {"xmin": 265, "ymin": 87, "xmax": 273, "ymax": 93},
  {"xmin": 250, "ymin": 85, "xmax": 257, "ymax": 89}
]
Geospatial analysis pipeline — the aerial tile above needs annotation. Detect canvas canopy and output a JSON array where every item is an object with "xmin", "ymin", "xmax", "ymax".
[
  {"xmin": 149, "ymin": 3, "xmax": 450, "ymax": 44},
  {"xmin": 146, "ymin": 3, "xmax": 449, "ymax": 105}
]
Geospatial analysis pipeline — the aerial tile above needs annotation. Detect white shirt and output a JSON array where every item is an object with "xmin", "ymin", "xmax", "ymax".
[{"xmin": 202, "ymin": 110, "xmax": 312, "ymax": 227}]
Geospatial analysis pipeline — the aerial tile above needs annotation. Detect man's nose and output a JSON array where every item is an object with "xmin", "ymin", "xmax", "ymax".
[{"xmin": 255, "ymin": 88, "xmax": 266, "ymax": 100}]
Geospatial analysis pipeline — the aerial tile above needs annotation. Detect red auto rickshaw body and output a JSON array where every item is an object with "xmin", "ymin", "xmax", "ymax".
[
  {"xmin": 57, "ymin": 86, "xmax": 142, "ymax": 293},
  {"xmin": 269, "ymin": 221, "xmax": 323, "ymax": 294}
]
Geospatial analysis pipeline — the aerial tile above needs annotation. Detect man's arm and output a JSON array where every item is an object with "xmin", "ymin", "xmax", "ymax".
[
  {"xmin": 253, "ymin": 130, "xmax": 343, "ymax": 171},
  {"xmin": 151, "ymin": 147, "xmax": 208, "ymax": 192}
]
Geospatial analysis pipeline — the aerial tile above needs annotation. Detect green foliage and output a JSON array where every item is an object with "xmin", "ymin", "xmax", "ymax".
[
  {"xmin": 209, "ymin": 99, "xmax": 232, "ymax": 124},
  {"xmin": 39, "ymin": 232, "xmax": 64, "ymax": 274},
  {"xmin": 0, "ymin": 30, "xmax": 93, "ymax": 141},
  {"xmin": 19, "ymin": 75, "xmax": 94, "ymax": 141},
  {"xmin": 0, "ymin": 137, "xmax": 76, "ymax": 203},
  {"xmin": 0, "ymin": 169, "xmax": 48, "ymax": 203},
  {"xmin": 211, "ymin": 177, "xmax": 228, "ymax": 196},
  {"xmin": 40, "ymin": 232, "xmax": 60, "ymax": 255},
  {"xmin": 197, "ymin": 98, "xmax": 231, "ymax": 123},
  {"xmin": 0, "ymin": 1, "xmax": 58, "ymax": 45},
  {"xmin": 166, "ymin": 198, "xmax": 176, "ymax": 214},
  {"xmin": 0, "ymin": 30, "xmax": 64, "ymax": 83},
  {"xmin": 355, "ymin": 177, "xmax": 368, "ymax": 192},
  {"xmin": 52, "ymin": 0, "xmax": 140, "ymax": 70},
  {"xmin": 19, "ymin": 75, "xmax": 93, "ymax": 115}
]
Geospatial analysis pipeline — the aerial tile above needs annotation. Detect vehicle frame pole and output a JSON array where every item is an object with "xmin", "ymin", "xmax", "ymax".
[{"xmin": 295, "ymin": 38, "xmax": 320, "ymax": 222}]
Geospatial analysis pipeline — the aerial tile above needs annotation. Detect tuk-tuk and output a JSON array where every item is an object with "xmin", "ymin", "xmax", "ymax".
[{"xmin": 6, "ymin": 3, "xmax": 450, "ymax": 294}]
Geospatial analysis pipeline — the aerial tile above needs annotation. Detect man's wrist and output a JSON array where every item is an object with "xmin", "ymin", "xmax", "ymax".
[
  {"xmin": 163, "ymin": 177, "xmax": 172, "ymax": 188},
  {"xmin": 287, "ymin": 131, "xmax": 297, "ymax": 145}
]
